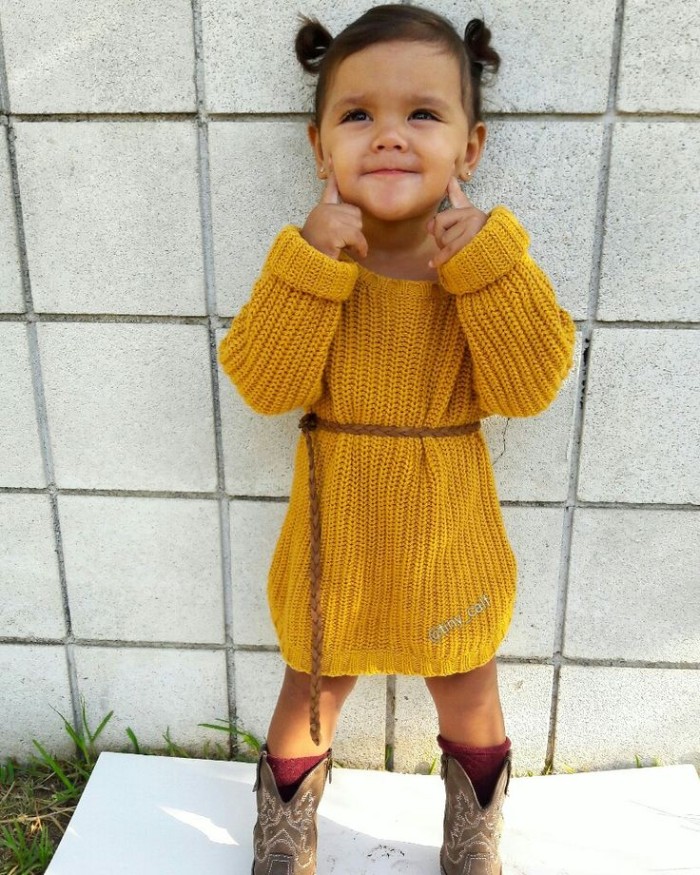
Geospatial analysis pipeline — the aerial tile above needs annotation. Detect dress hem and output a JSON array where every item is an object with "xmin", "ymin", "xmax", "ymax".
[{"xmin": 277, "ymin": 636, "xmax": 508, "ymax": 677}]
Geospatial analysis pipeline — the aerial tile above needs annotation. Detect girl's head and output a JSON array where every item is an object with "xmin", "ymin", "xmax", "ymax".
[
  {"xmin": 296, "ymin": 4, "xmax": 500, "ymax": 134},
  {"xmin": 293, "ymin": 4, "xmax": 501, "ymax": 229}
]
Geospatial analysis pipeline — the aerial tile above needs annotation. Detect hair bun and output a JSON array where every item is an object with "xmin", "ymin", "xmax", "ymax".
[
  {"xmin": 295, "ymin": 14, "xmax": 334, "ymax": 74},
  {"xmin": 463, "ymin": 18, "xmax": 501, "ymax": 79}
]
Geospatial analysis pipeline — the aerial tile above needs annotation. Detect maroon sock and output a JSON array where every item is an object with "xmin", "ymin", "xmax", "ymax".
[
  {"xmin": 266, "ymin": 750, "xmax": 329, "ymax": 802},
  {"xmin": 437, "ymin": 734, "xmax": 512, "ymax": 808}
]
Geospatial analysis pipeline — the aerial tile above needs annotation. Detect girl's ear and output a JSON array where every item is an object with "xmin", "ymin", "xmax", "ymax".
[
  {"xmin": 455, "ymin": 146, "xmax": 471, "ymax": 181},
  {"xmin": 459, "ymin": 122, "xmax": 488, "ymax": 179},
  {"xmin": 307, "ymin": 123, "xmax": 325, "ymax": 177}
]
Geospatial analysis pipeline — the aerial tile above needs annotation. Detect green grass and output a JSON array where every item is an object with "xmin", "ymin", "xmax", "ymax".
[{"xmin": 0, "ymin": 696, "xmax": 262, "ymax": 875}]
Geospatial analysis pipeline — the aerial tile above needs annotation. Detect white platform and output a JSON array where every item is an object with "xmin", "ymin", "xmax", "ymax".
[{"xmin": 45, "ymin": 751, "xmax": 700, "ymax": 875}]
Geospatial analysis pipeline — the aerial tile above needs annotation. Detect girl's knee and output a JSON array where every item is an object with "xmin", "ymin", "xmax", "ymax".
[
  {"xmin": 283, "ymin": 666, "xmax": 358, "ymax": 703},
  {"xmin": 424, "ymin": 658, "xmax": 499, "ymax": 699}
]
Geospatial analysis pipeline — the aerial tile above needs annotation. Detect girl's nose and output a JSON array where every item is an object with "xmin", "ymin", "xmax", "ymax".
[{"xmin": 372, "ymin": 122, "xmax": 408, "ymax": 151}]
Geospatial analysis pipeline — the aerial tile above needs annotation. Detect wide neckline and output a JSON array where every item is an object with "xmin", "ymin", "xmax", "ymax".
[{"xmin": 339, "ymin": 252, "xmax": 440, "ymax": 292}]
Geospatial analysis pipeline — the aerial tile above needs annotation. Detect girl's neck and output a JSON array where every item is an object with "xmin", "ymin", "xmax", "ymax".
[{"xmin": 352, "ymin": 212, "xmax": 441, "ymax": 281}]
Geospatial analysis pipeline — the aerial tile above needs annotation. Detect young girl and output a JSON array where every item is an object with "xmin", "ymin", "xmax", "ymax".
[{"xmin": 218, "ymin": 4, "xmax": 576, "ymax": 874}]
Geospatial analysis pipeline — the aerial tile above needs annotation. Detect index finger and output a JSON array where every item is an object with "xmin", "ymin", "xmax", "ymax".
[
  {"xmin": 321, "ymin": 169, "xmax": 341, "ymax": 204},
  {"xmin": 446, "ymin": 175, "xmax": 472, "ymax": 209}
]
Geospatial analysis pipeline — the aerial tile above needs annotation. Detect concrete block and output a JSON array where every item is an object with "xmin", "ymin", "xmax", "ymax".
[
  {"xmin": 14, "ymin": 121, "xmax": 204, "ymax": 315},
  {"xmin": 0, "ymin": 644, "xmax": 73, "ymax": 762},
  {"xmin": 233, "ymin": 651, "xmax": 386, "ymax": 768},
  {"xmin": 0, "ymin": 494, "xmax": 65, "ymax": 639},
  {"xmin": 231, "ymin": 650, "xmax": 285, "ymax": 749},
  {"xmin": 2, "ymin": 0, "xmax": 195, "ymax": 113},
  {"xmin": 556, "ymin": 665, "xmax": 700, "ymax": 770},
  {"xmin": 335, "ymin": 674, "xmax": 386, "ymax": 769},
  {"xmin": 202, "ymin": 0, "xmax": 616, "ymax": 114},
  {"xmin": 498, "ymin": 507, "xmax": 565, "ymax": 659},
  {"xmin": 599, "ymin": 123, "xmax": 700, "ymax": 321},
  {"xmin": 73, "ymin": 646, "xmax": 229, "ymax": 752},
  {"xmin": 618, "ymin": 2, "xmax": 700, "ymax": 112},
  {"xmin": 210, "ymin": 121, "xmax": 319, "ymax": 313},
  {"xmin": 392, "ymin": 676, "xmax": 439, "ymax": 776},
  {"xmin": 464, "ymin": 119, "xmax": 600, "ymax": 320},
  {"xmin": 0, "ymin": 323, "xmax": 45, "ymax": 487},
  {"xmin": 229, "ymin": 499, "xmax": 285, "ymax": 647},
  {"xmin": 201, "ymin": 0, "xmax": 388, "ymax": 113},
  {"xmin": 565, "ymin": 508, "xmax": 700, "ymax": 662},
  {"xmin": 394, "ymin": 663, "xmax": 553, "ymax": 776},
  {"xmin": 481, "ymin": 330, "xmax": 579, "ymax": 502},
  {"xmin": 36, "ymin": 322, "xmax": 217, "ymax": 491},
  {"xmin": 578, "ymin": 329, "xmax": 699, "ymax": 503},
  {"xmin": 59, "ymin": 494, "xmax": 225, "ymax": 644},
  {"xmin": 428, "ymin": 0, "xmax": 616, "ymax": 113},
  {"xmin": 0, "ymin": 136, "xmax": 23, "ymax": 313}
]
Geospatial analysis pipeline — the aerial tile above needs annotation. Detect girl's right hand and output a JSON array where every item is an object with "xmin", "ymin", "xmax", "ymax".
[{"xmin": 300, "ymin": 161, "xmax": 368, "ymax": 261}]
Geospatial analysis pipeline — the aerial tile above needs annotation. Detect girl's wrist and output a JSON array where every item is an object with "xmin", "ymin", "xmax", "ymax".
[{"xmin": 300, "ymin": 231, "xmax": 338, "ymax": 261}]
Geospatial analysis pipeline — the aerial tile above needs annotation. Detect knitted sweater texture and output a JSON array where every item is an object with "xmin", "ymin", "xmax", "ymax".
[{"xmin": 218, "ymin": 205, "xmax": 576, "ymax": 676}]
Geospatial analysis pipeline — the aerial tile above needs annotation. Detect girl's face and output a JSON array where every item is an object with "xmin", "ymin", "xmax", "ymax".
[{"xmin": 308, "ymin": 39, "xmax": 486, "ymax": 231}]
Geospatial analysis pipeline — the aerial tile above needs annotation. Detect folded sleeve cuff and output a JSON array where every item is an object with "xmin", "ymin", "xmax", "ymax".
[
  {"xmin": 264, "ymin": 225, "xmax": 359, "ymax": 303},
  {"xmin": 438, "ymin": 205, "xmax": 531, "ymax": 295}
]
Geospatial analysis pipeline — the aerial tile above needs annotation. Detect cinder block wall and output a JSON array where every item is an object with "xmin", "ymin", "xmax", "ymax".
[{"xmin": 1, "ymin": 0, "xmax": 698, "ymax": 774}]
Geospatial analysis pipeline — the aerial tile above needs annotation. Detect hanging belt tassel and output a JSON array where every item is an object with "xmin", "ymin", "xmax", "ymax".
[{"xmin": 300, "ymin": 411, "xmax": 323, "ymax": 745}]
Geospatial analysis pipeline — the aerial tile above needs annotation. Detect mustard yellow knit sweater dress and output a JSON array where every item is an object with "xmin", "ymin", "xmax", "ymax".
[{"xmin": 218, "ymin": 205, "xmax": 576, "ymax": 678}]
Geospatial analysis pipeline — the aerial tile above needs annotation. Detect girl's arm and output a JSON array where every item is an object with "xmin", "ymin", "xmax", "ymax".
[
  {"xmin": 438, "ymin": 205, "xmax": 576, "ymax": 418},
  {"xmin": 218, "ymin": 225, "xmax": 358, "ymax": 415}
]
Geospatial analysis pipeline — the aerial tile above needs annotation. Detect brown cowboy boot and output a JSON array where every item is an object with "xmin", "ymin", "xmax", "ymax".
[
  {"xmin": 251, "ymin": 745, "xmax": 333, "ymax": 875},
  {"xmin": 439, "ymin": 748, "xmax": 512, "ymax": 875}
]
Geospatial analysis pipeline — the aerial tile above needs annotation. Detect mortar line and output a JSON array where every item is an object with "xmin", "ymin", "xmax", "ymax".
[
  {"xmin": 543, "ymin": 0, "xmax": 628, "ymax": 775},
  {"xmin": 2, "ymin": 108, "xmax": 83, "ymax": 746},
  {"xmin": 385, "ymin": 675, "xmax": 396, "ymax": 771},
  {"xmin": 1, "ymin": 484, "xmax": 697, "ymax": 511},
  {"xmin": 1, "ymin": 639, "xmax": 696, "ymax": 671},
  {"xmin": 190, "ymin": 0, "xmax": 238, "ymax": 761},
  {"xmin": 5, "ymin": 111, "xmax": 700, "ymax": 124},
  {"xmin": 0, "ymin": 8, "xmax": 10, "ymax": 112},
  {"xmin": 2, "ymin": 313, "xmax": 699, "ymax": 332},
  {"xmin": 1, "ymin": 313, "xmax": 699, "ymax": 330}
]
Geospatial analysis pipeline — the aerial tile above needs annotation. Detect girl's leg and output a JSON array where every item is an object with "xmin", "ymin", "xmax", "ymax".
[
  {"xmin": 266, "ymin": 664, "xmax": 358, "ymax": 757},
  {"xmin": 424, "ymin": 656, "xmax": 506, "ymax": 746},
  {"xmin": 251, "ymin": 667, "xmax": 355, "ymax": 873},
  {"xmin": 427, "ymin": 659, "xmax": 511, "ymax": 873}
]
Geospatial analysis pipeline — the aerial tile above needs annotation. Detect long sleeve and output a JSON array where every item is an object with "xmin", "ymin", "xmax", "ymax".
[
  {"xmin": 439, "ymin": 205, "xmax": 576, "ymax": 418},
  {"xmin": 218, "ymin": 225, "xmax": 359, "ymax": 416}
]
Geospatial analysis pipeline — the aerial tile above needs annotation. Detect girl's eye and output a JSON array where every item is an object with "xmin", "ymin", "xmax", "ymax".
[
  {"xmin": 341, "ymin": 110, "xmax": 369, "ymax": 122},
  {"xmin": 412, "ymin": 109, "xmax": 438, "ymax": 120}
]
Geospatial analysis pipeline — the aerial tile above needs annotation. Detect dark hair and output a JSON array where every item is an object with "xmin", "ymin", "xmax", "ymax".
[{"xmin": 294, "ymin": 3, "xmax": 501, "ymax": 131}]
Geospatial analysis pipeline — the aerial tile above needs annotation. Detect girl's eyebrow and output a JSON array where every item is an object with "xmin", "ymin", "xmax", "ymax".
[{"xmin": 331, "ymin": 94, "xmax": 452, "ymax": 113}]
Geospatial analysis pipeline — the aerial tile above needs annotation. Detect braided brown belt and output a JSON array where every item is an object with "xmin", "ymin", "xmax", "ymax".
[{"xmin": 297, "ymin": 410, "xmax": 482, "ymax": 746}]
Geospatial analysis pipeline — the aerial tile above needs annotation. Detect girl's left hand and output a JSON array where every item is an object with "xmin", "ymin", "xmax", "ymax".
[{"xmin": 426, "ymin": 176, "xmax": 489, "ymax": 269}]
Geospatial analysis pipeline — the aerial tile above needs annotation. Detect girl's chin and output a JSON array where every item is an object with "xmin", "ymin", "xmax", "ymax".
[{"xmin": 360, "ymin": 206, "xmax": 438, "ymax": 224}]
